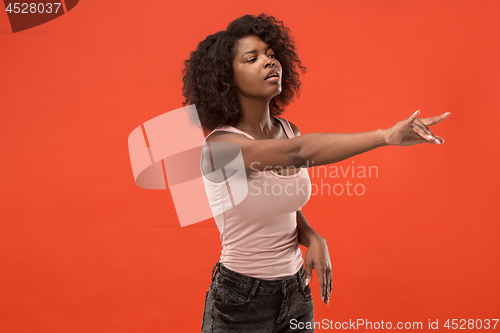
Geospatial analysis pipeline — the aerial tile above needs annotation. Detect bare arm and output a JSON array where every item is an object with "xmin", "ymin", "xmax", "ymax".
[
  {"xmin": 296, "ymin": 110, "xmax": 450, "ymax": 167},
  {"xmin": 291, "ymin": 124, "xmax": 332, "ymax": 305},
  {"xmin": 296, "ymin": 130, "xmax": 387, "ymax": 168},
  {"xmin": 296, "ymin": 210, "xmax": 332, "ymax": 305},
  {"xmin": 205, "ymin": 128, "xmax": 386, "ymax": 173},
  {"xmin": 204, "ymin": 110, "xmax": 449, "ymax": 173},
  {"xmin": 296, "ymin": 210, "xmax": 324, "ymax": 247}
]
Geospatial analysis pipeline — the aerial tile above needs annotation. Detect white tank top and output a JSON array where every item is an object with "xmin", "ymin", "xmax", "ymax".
[{"xmin": 200, "ymin": 116, "xmax": 312, "ymax": 279}]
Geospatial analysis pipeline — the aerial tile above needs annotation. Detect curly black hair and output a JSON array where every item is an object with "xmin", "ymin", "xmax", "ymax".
[{"xmin": 181, "ymin": 13, "xmax": 307, "ymax": 134}]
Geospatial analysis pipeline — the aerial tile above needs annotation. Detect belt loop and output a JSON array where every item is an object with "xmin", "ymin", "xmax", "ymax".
[
  {"xmin": 211, "ymin": 262, "xmax": 221, "ymax": 282},
  {"xmin": 249, "ymin": 279, "xmax": 260, "ymax": 298}
]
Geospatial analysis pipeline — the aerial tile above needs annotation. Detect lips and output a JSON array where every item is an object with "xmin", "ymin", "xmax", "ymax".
[{"xmin": 264, "ymin": 69, "xmax": 280, "ymax": 80}]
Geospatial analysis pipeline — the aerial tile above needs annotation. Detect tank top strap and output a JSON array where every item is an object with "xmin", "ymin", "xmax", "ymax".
[
  {"xmin": 203, "ymin": 125, "xmax": 256, "ymax": 142},
  {"xmin": 272, "ymin": 116, "xmax": 296, "ymax": 139}
]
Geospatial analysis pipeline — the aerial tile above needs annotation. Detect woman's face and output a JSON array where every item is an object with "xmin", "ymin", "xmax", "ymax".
[{"xmin": 232, "ymin": 34, "xmax": 282, "ymax": 100}]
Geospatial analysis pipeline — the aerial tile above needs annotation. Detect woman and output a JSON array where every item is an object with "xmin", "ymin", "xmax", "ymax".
[{"xmin": 181, "ymin": 13, "xmax": 449, "ymax": 333}]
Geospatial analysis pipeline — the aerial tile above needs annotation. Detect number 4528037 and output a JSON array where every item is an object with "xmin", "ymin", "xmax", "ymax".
[
  {"xmin": 5, "ymin": 3, "xmax": 62, "ymax": 14},
  {"xmin": 444, "ymin": 319, "xmax": 498, "ymax": 330}
]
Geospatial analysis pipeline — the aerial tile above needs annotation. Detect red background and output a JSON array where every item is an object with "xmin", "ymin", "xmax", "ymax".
[{"xmin": 1, "ymin": 0, "xmax": 499, "ymax": 332}]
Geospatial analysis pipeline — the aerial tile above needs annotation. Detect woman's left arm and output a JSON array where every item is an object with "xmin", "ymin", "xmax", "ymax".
[
  {"xmin": 289, "ymin": 120, "xmax": 332, "ymax": 305},
  {"xmin": 296, "ymin": 210, "xmax": 332, "ymax": 305}
]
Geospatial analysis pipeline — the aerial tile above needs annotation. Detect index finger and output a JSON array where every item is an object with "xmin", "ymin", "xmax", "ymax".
[
  {"xmin": 405, "ymin": 110, "xmax": 421, "ymax": 125},
  {"xmin": 420, "ymin": 112, "xmax": 451, "ymax": 126}
]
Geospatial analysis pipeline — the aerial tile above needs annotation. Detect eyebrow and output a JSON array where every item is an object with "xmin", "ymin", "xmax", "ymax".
[{"xmin": 241, "ymin": 46, "xmax": 273, "ymax": 59}]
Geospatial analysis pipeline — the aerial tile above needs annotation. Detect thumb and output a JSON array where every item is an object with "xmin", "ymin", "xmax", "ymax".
[{"xmin": 304, "ymin": 262, "xmax": 313, "ymax": 286}]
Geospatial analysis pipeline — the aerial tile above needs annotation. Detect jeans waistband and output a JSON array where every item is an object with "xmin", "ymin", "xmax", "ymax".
[{"xmin": 211, "ymin": 261, "xmax": 306, "ymax": 295}]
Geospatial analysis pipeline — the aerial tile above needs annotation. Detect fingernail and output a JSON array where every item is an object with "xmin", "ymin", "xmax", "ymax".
[
  {"xmin": 435, "ymin": 139, "xmax": 440, "ymax": 144},
  {"xmin": 305, "ymin": 279, "xmax": 310, "ymax": 286},
  {"xmin": 445, "ymin": 112, "xmax": 451, "ymax": 116}
]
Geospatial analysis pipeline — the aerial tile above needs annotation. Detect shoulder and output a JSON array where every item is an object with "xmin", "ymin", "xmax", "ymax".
[
  {"xmin": 201, "ymin": 130, "xmax": 251, "ymax": 177},
  {"xmin": 286, "ymin": 119, "xmax": 301, "ymax": 137},
  {"xmin": 205, "ymin": 129, "xmax": 252, "ymax": 144}
]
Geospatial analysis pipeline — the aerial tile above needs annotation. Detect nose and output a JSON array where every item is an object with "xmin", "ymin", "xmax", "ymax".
[{"xmin": 265, "ymin": 59, "xmax": 275, "ymax": 68}]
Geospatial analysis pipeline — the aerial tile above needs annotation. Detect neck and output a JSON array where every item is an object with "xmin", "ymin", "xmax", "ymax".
[{"xmin": 235, "ymin": 96, "xmax": 274, "ymax": 136}]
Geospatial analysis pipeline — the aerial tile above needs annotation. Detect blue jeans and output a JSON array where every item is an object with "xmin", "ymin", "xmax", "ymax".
[{"xmin": 201, "ymin": 262, "xmax": 315, "ymax": 332}]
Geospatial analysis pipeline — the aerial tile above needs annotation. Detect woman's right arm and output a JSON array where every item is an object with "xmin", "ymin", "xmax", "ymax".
[
  {"xmin": 205, "ymin": 110, "xmax": 449, "ymax": 173},
  {"xmin": 295, "ymin": 129, "xmax": 387, "ymax": 168}
]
